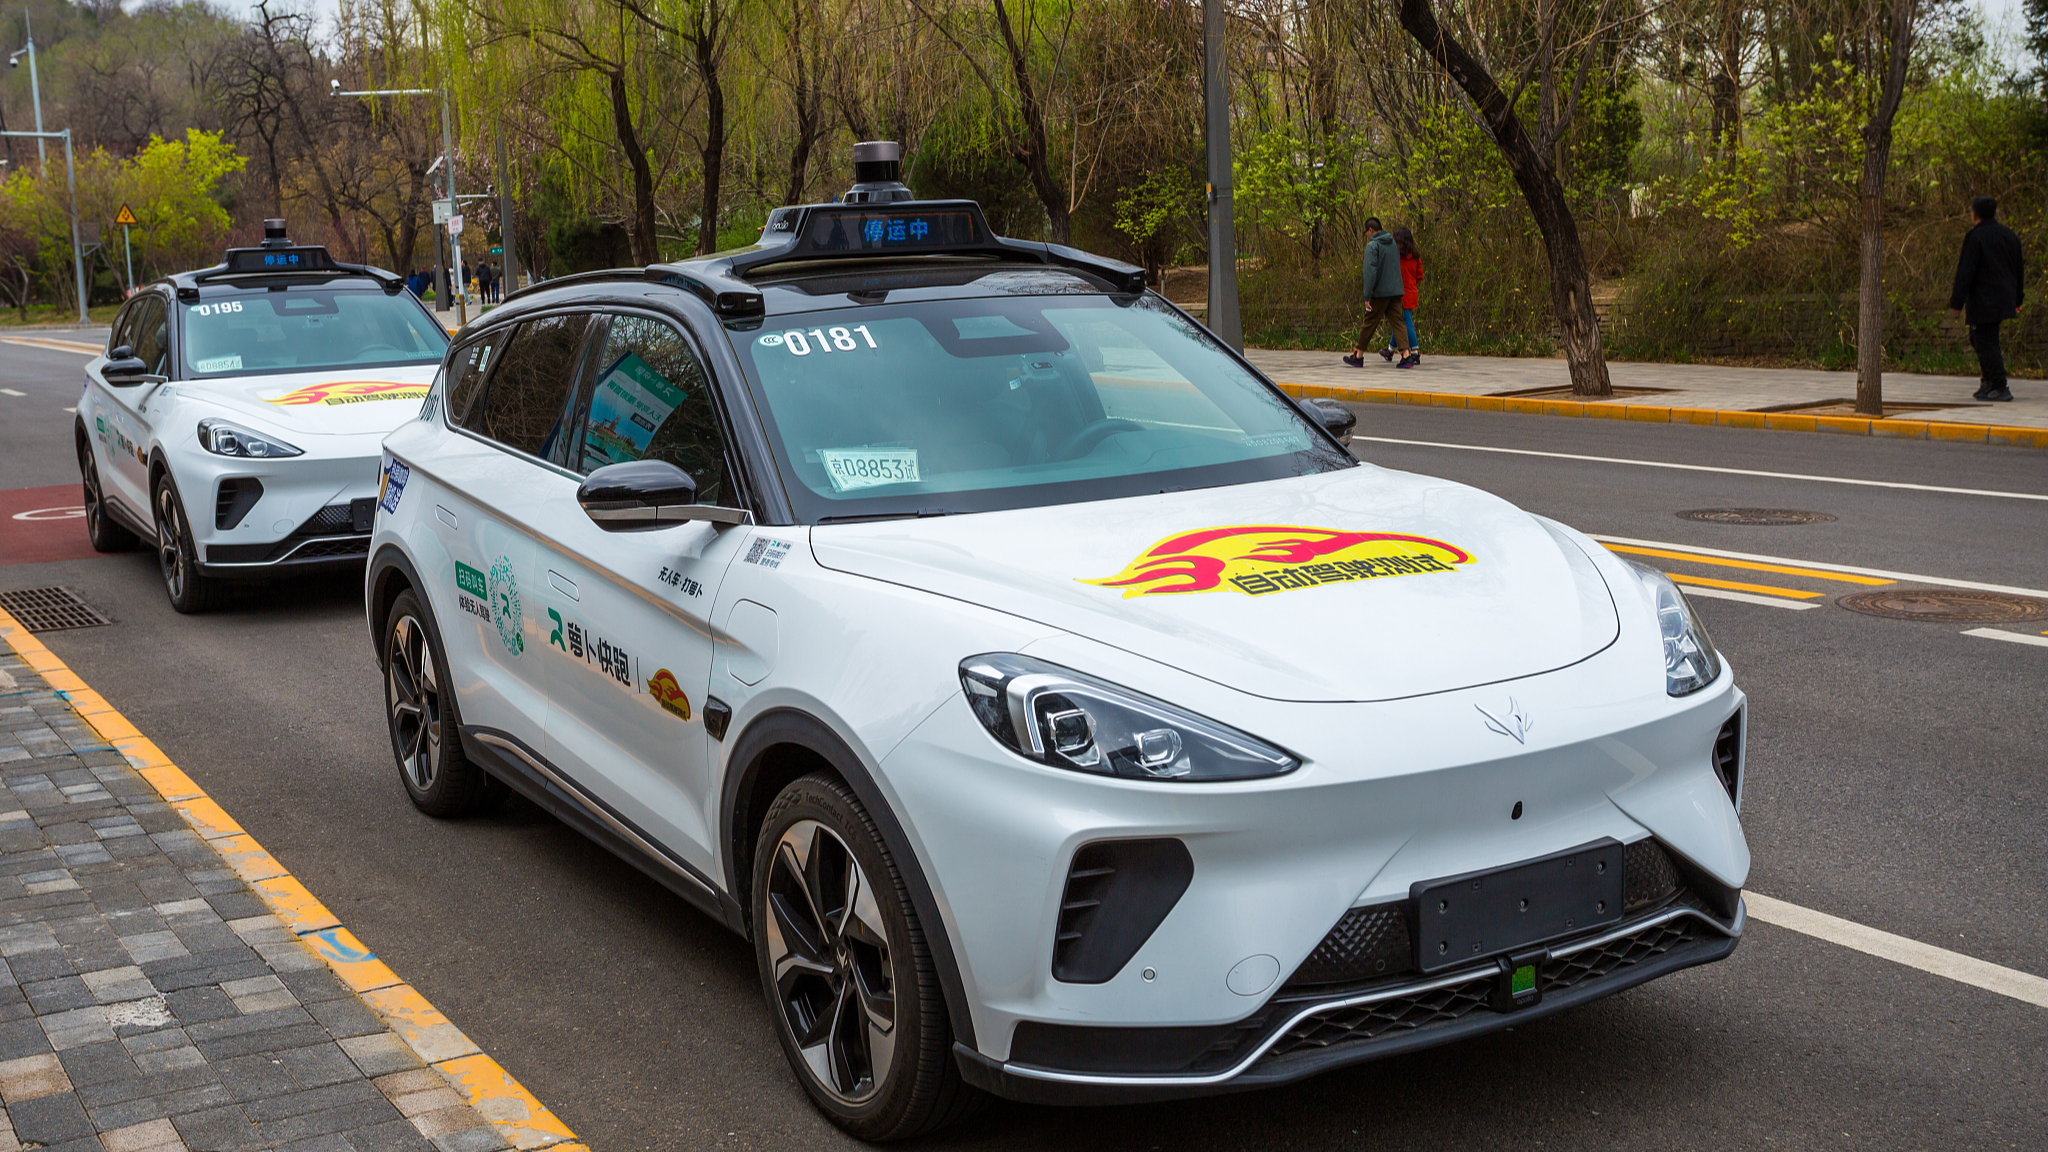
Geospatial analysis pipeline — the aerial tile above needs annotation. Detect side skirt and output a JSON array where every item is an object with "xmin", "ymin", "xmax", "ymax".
[{"xmin": 461, "ymin": 725, "xmax": 747, "ymax": 934}]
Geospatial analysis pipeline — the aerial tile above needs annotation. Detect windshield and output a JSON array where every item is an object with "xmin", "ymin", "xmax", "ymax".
[
  {"xmin": 180, "ymin": 289, "xmax": 448, "ymax": 377},
  {"xmin": 733, "ymin": 294, "xmax": 1353, "ymax": 520}
]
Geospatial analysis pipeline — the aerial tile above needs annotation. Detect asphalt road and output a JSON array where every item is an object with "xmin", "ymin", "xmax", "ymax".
[{"xmin": 2, "ymin": 339, "xmax": 2043, "ymax": 1150}]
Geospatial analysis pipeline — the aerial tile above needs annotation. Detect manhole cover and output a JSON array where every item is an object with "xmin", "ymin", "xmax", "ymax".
[
  {"xmin": 0, "ymin": 587, "xmax": 112, "ymax": 633},
  {"xmin": 1677, "ymin": 509, "xmax": 1837, "ymax": 526},
  {"xmin": 1837, "ymin": 590, "xmax": 2048, "ymax": 623}
]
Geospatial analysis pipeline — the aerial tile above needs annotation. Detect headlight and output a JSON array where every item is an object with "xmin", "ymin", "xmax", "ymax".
[
  {"xmin": 197, "ymin": 418, "xmax": 303, "ymax": 458},
  {"xmin": 1627, "ymin": 562, "xmax": 1721, "ymax": 695},
  {"xmin": 958, "ymin": 653, "xmax": 1299, "ymax": 781}
]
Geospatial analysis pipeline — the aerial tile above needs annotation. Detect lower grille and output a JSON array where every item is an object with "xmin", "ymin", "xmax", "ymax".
[
  {"xmin": 1624, "ymin": 839, "xmax": 1682, "ymax": 911},
  {"xmin": 1287, "ymin": 902, "xmax": 1411, "ymax": 987},
  {"xmin": 288, "ymin": 537, "xmax": 371, "ymax": 560},
  {"xmin": 1264, "ymin": 915, "xmax": 1701, "ymax": 1062},
  {"xmin": 301, "ymin": 502, "xmax": 356, "ymax": 535}
]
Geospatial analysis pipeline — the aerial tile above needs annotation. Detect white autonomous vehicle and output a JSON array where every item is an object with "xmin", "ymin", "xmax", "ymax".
[
  {"xmin": 366, "ymin": 145, "xmax": 1748, "ymax": 1140},
  {"xmin": 76, "ymin": 220, "xmax": 449, "ymax": 611}
]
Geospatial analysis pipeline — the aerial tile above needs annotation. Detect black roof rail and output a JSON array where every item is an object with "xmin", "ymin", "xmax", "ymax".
[{"xmin": 497, "ymin": 267, "xmax": 652, "ymax": 308}]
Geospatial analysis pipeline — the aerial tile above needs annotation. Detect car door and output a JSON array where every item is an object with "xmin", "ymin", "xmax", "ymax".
[
  {"xmin": 430, "ymin": 314, "xmax": 595, "ymax": 755},
  {"xmin": 96, "ymin": 294, "xmax": 169, "ymax": 517},
  {"xmin": 537, "ymin": 310, "xmax": 753, "ymax": 881}
]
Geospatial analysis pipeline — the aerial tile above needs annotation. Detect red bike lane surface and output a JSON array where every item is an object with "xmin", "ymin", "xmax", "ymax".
[{"xmin": 0, "ymin": 483, "xmax": 105, "ymax": 565}]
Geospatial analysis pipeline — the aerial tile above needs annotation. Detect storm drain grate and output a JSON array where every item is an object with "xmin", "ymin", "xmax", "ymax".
[
  {"xmin": 1837, "ymin": 590, "xmax": 2048, "ymax": 623},
  {"xmin": 1678, "ymin": 509, "xmax": 1836, "ymax": 526},
  {"xmin": 0, "ymin": 587, "xmax": 113, "ymax": 632}
]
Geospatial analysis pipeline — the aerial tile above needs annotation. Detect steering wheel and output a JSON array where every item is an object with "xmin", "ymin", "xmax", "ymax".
[{"xmin": 1056, "ymin": 418, "xmax": 1143, "ymax": 460}]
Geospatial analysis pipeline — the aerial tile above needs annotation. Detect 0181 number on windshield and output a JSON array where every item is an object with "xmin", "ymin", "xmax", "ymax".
[{"xmin": 761, "ymin": 325, "xmax": 877, "ymax": 356}]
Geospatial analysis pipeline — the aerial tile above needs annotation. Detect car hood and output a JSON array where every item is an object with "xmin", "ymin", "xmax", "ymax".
[
  {"xmin": 164, "ymin": 366, "xmax": 438, "ymax": 438},
  {"xmin": 810, "ymin": 466, "xmax": 1621, "ymax": 703}
]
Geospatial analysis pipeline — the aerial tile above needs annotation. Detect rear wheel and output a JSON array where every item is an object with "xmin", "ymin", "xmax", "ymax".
[
  {"xmin": 752, "ymin": 774, "xmax": 984, "ymax": 1141},
  {"xmin": 78, "ymin": 440, "xmax": 137, "ymax": 552},
  {"xmin": 383, "ymin": 589, "xmax": 488, "ymax": 817},
  {"xmin": 152, "ymin": 473, "xmax": 223, "ymax": 613}
]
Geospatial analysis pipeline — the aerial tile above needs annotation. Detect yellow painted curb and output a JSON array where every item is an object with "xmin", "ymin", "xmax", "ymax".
[
  {"xmin": 1275, "ymin": 381, "xmax": 2048, "ymax": 449},
  {"xmin": 0, "ymin": 608, "xmax": 582, "ymax": 1150}
]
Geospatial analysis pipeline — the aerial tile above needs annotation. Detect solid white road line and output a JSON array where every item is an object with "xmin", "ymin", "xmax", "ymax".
[
  {"xmin": 1354, "ymin": 435, "xmax": 2048, "ymax": 502},
  {"xmin": 1590, "ymin": 535, "xmax": 2048, "ymax": 599},
  {"xmin": 1961, "ymin": 627, "xmax": 2048, "ymax": 648},
  {"xmin": 1677, "ymin": 586, "xmax": 1820, "ymax": 610},
  {"xmin": 1746, "ymin": 892, "xmax": 2048, "ymax": 1009}
]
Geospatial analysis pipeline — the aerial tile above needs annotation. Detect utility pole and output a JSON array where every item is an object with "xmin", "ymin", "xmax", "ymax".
[
  {"xmin": 1202, "ymin": 0, "xmax": 1242, "ymax": 350},
  {"xmin": 443, "ymin": 91, "xmax": 464, "ymax": 327},
  {"xmin": 496, "ymin": 135, "xmax": 519, "ymax": 294},
  {"xmin": 7, "ymin": 13, "xmax": 46, "ymax": 166}
]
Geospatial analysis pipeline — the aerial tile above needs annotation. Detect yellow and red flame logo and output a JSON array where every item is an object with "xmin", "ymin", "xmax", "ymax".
[
  {"xmin": 265, "ymin": 380, "xmax": 431, "ymax": 407},
  {"xmin": 647, "ymin": 668, "xmax": 692, "ymax": 721},
  {"xmin": 1082, "ymin": 525, "xmax": 1474, "ymax": 599}
]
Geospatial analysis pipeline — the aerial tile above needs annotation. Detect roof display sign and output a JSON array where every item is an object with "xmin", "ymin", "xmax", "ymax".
[
  {"xmin": 223, "ymin": 246, "xmax": 337, "ymax": 274},
  {"xmin": 789, "ymin": 204, "xmax": 985, "ymax": 260}
]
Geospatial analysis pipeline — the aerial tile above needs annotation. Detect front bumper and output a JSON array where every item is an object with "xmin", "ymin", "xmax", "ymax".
[
  {"xmin": 958, "ymin": 896, "xmax": 1742, "ymax": 1103},
  {"xmin": 180, "ymin": 440, "xmax": 385, "ymax": 577}
]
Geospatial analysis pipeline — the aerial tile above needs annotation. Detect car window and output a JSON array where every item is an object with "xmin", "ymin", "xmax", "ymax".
[
  {"xmin": 569, "ymin": 314, "xmax": 734, "ymax": 505},
  {"xmin": 179, "ymin": 289, "xmax": 447, "ymax": 376},
  {"xmin": 132, "ymin": 297, "xmax": 170, "ymax": 377},
  {"xmin": 732, "ymin": 294, "xmax": 1352, "ymax": 520},
  {"xmin": 110, "ymin": 299, "xmax": 140, "ymax": 355},
  {"xmin": 445, "ymin": 330, "xmax": 510, "ymax": 429},
  {"xmin": 470, "ymin": 314, "xmax": 595, "ymax": 460}
]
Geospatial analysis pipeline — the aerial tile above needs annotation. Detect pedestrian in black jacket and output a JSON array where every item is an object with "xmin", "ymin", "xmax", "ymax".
[{"xmin": 1948, "ymin": 196, "xmax": 2024, "ymax": 402}]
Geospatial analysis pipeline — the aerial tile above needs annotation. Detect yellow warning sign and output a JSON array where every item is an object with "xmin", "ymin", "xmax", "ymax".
[{"xmin": 114, "ymin": 205, "xmax": 138, "ymax": 225}]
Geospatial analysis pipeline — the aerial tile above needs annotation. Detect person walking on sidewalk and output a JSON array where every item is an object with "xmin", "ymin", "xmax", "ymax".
[
  {"xmin": 1379, "ymin": 227, "xmax": 1425, "ymax": 368},
  {"xmin": 1949, "ymin": 196, "xmax": 2024, "ymax": 402},
  {"xmin": 1344, "ymin": 217, "xmax": 1407, "ymax": 367}
]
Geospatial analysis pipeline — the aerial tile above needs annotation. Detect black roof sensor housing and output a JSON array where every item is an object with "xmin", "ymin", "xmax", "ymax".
[{"xmin": 843, "ymin": 140, "xmax": 913, "ymax": 205}]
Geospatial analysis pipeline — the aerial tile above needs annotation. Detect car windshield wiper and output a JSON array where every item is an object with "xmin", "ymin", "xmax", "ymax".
[{"xmin": 815, "ymin": 508, "xmax": 952, "ymax": 525}]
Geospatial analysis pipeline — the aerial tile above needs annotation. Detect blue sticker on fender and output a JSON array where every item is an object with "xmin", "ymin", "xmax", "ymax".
[{"xmin": 378, "ymin": 458, "xmax": 410, "ymax": 514}]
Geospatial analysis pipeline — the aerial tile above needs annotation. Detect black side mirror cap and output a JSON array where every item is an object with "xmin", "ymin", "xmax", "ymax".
[
  {"xmin": 102, "ymin": 347, "xmax": 151, "ymax": 383},
  {"xmin": 1302, "ymin": 397, "xmax": 1356, "ymax": 447},
  {"xmin": 577, "ymin": 459, "xmax": 751, "ymax": 531}
]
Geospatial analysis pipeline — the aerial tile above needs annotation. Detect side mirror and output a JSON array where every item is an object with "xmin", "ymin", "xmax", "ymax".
[
  {"xmin": 102, "ymin": 345, "xmax": 150, "ymax": 384},
  {"xmin": 1303, "ymin": 397, "xmax": 1356, "ymax": 447},
  {"xmin": 577, "ymin": 460, "xmax": 751, "ymax": 531}
]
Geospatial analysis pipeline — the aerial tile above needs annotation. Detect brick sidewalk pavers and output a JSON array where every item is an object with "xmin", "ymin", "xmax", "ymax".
[
  {"xmin": 0, "ymin": 654, "xmax": 513, "ymax": 1152},
  {"xmin": 1247, "ymin": 349, "xmax": 2048, "ymax": 431}
]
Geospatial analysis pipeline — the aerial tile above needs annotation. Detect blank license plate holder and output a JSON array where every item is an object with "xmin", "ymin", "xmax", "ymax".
[{"xmin": 1411, "ymin": 838, "xmax": 1626, "ymax": 974}]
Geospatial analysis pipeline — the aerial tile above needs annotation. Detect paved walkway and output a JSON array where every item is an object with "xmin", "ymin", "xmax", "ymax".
[
  {"xmin": 0, "ymin": 638, "xmax": 562, "ymax": 1151},
  {"xmin": 1246, "ymin": 349, "xmax": 2048, "ymax": 430}
]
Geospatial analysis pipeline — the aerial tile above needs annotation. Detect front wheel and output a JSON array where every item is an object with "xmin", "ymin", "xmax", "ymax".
[
  {"xmin": 383, "ymin": 589, "xmax": 488, "ymax": 817},
  {"xmin": 152, "ymin": 472, "xmax": 223, "ymax": 613},
  {"xmin": 752, "ymin": 774, "xmax": 984, "ymax": 1141}
]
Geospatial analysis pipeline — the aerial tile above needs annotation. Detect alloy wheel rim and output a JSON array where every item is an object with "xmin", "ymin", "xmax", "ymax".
[
  {"xmin": 387, "ymin": 614, "xmax": 441, "ymax": 792},
  {"xmin": 155, "ymin": 486, "xmax": 185, "ymax": 598},
  {"xmin": 764, "ymin": 819, "xmax": 898, "ymax": 1105},
  {"xmin": 81, "ymin": 454, "xmax": 101, "ymax": 538}
]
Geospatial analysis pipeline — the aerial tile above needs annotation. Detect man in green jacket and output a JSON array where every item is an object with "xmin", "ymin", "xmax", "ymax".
[{"xmin": 1345, "ymin": 218, "xmax": 1408, "ymax": 367}]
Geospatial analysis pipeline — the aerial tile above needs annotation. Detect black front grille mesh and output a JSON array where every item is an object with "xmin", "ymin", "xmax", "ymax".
[
  {"xmin": 289, "ymin": 537, "xmax": 371, "ymax": 560},
  {"xmin": 1541, "ymin": 919, "xmax": 1695, "ymax": 994},
  {"xmin": 1288, "ymin": 903, "xmax": 1411, "ymax": 986},
  {"xmin": 1624, "ymin": 839, "xmax": 1682, "ymax": 911},
  {"xmin": 1712, "ymin": 712, "xmax": 1743, "ymax": 804},
  {"xmin": 301, "ymin": 503, "xmax": 356, "ymax": 535}
]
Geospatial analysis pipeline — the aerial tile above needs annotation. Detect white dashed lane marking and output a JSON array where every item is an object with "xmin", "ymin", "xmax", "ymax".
[
  {"xmin": 1746, "ymin": 893, "xmax": 2048, "ymax": 1009},
  {"xmin": 1961, "ymin": 627, "xmax": 2048, "ymax": 648},
  {"xmin": 1590, "ymin": 536, "xmax": 2048, "ymax": 600},
  {"xmin": 1355, "ymin": 436, "xmax": 2048, "ymax": 502},
  {"xmin": 1677, "ymin": 586, "xmax": 1819, "ymax": 610},
  {"xmin": 0, "ymin": 388, "xmax": 23, "ymax": 397}
]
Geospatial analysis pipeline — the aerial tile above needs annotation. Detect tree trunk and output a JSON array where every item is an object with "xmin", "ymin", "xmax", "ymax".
[
  {"xmin": 990, "ymin": 0, "xmax": 1069, "ymax": 244},
  {"xmin": 1854, "ymin": 0, "xmax": 1918, "ymax": 416},
  {"xmin": 696, "ymin": 30, "xmax": 726, "ymax": 255},
  {"xmin": 1394, "ymin": 0, "xmax": 1611, "ymax": 396},
  {"xmin": 608, "ymin": 69, "xmax": 660, "ymax": 265},
  {"xmin": 781, "ymin": 0, "xmax": 818, "ymax": 206}
]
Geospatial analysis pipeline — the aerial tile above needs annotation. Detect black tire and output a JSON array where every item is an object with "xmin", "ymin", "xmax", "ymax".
[
  {"xmin": 383, "ymin": 589, "xmax": 489, "ymax": 817},
  {"xmin": 752, "ymin": 774, "xmax": 985, "ymax": 1141},
  {"xmin": 77, "ymin": 438, "xmax": 137, "ymax": 552},
  {"xmin": 151, "ymin": 472, "xmax": 224, "ymax": 613}
]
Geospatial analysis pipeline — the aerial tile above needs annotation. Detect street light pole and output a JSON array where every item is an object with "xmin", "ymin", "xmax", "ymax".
[
  {"xmin": 332, "ymin": 84, "xmax": 464, "ymax": 322},
  {"xmin": 4, "ymin": 127, "xmax": 88, "ymax": 323},
  {"xmin": 442, "ymin": 91, "xmax": 465, "ymax": 327},
  {"xmin": 1203, "ymin": 0, "xmax": 1242, "ymax": 350},
  {"xmin": 7, "ymin": 12, "xmax": 47, "ymax": 166}
]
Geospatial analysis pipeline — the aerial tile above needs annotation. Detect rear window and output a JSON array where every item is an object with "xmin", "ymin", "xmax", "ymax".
[{"xmin": 180, "ymin": 289, "xmax": 447, "ymax": 376}]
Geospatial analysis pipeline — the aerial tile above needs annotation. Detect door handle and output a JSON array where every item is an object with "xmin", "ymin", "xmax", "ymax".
[{"xmin": 548, "ymin": 570, "xmax": 579, "ymax": 600}]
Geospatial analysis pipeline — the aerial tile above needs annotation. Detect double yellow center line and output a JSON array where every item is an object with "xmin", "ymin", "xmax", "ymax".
[{"xmin": 1603, "ymin": 543, "xmax": 1893, "ymax": 601}]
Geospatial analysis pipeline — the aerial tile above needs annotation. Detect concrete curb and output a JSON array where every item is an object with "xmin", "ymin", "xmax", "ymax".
[
  {"xmin": 0, "ymin": 609, "xmax": 588, "ymax": 1152},
  {"xmin": 1275, "ymin": 381, "xmax": 2048, "ymax": 450}
]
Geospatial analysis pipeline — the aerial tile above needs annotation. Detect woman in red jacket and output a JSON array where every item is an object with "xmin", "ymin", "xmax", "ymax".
[{"xmin": 1379, "ymin": 228, "xmax": 1424, "ymax": 368}]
